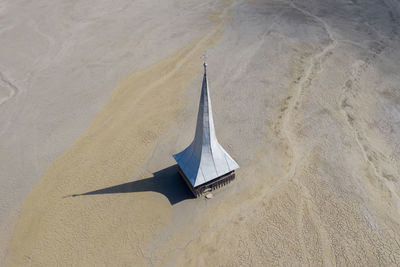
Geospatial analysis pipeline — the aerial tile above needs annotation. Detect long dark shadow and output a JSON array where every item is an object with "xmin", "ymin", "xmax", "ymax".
[{"xmin": 68, "ymin": 165, "xmax": 194, "ymax": 205}]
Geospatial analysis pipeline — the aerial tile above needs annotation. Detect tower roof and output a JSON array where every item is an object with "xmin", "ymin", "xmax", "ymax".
[{"xmin": 173, "ymin": 61, "xmax": 239, "ymax": 187}]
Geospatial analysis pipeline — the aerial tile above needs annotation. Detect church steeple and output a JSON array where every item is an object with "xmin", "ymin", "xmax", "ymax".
[{"xmin": 173, "ymin": 60, "xmax": 239, "ymax": 194}]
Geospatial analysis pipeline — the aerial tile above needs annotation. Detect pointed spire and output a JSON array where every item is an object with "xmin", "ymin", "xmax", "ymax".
[{"xmin": 173, "ymin": 60, "xmax": 239, "ymax": 187}]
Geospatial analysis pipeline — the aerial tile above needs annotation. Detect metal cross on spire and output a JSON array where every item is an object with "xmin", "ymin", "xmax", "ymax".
[{"xmin": 201, "ymin": 53, "xmax": 207, "ymax": 73}]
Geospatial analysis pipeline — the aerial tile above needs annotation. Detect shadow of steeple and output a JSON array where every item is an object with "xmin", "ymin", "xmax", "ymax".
[{"xmin": 68, "ymin": 165, "xmax": 194, "ymax": 205}]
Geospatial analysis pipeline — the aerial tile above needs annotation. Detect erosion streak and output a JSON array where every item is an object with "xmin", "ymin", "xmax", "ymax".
[
  {"xmin": 267, "ymin": 2, "xmax": 338, "ymax": 263},
  {"xmin": 0, "ymin": 72, "xmax": 18, "ymax": 106},
  {"xmin": 270, "ymin": 0, "xmax": 338, "ymax": 197},
  {"xmin": 338, "ymin": 30, "xmax": 400, "ymax": 210},
  {"xmin": 340, "ymin": 83, "xmax": 400, "ymax": 210},
  {"xmin": 296, "ymin": 180, "xmax": 336, "ymax": 265},
  {"xmin": 296, "ymin": 198, "xmax": 308, "ymax": 262}
]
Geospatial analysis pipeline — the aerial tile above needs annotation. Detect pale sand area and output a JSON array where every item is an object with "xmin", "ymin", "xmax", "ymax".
[{"xmin": 2, "ymin": 0, "xmax": 400, "ymax": 266}]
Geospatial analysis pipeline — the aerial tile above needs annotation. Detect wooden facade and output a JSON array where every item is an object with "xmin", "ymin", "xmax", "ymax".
[{"xmin": 178, "ymin": 166, "xmax": 235, "ymax": 197}]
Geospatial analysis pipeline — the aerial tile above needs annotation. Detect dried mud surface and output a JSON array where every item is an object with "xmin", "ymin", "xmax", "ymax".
[{"xmin": 1, "ymin": 0, "xmax": 400, "ymax": 266}]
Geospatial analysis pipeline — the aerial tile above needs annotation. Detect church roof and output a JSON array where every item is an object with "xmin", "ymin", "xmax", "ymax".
[{"xmin": 173, "ymin": 61, "xmax": 239, "ymax": 187}]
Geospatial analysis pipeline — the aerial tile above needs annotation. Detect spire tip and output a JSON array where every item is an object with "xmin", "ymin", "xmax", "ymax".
[{"xmin": 201, "ymin": 53, "xmax": 207, "ymax": 74}]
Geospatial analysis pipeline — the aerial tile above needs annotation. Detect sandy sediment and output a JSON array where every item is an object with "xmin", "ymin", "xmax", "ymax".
[{"xmin": 2, "ymin": 0, "xmax": 400, "ymax": 266}]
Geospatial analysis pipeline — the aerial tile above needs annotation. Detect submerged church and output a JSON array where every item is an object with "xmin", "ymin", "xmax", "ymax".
[{"xmin": 173, "ymin": 60, "xmax": 239, "ymax": 197}]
